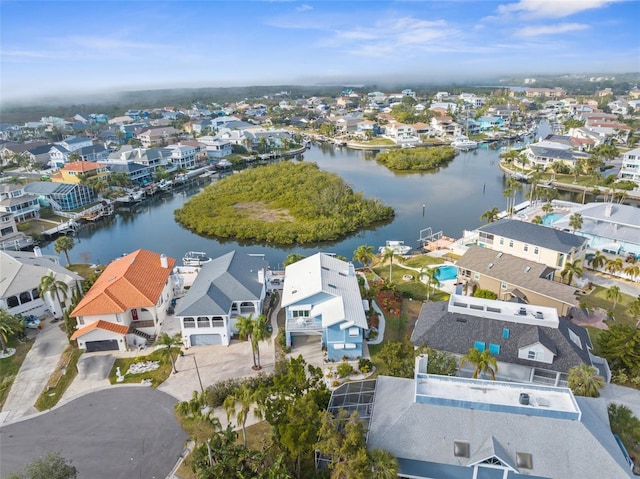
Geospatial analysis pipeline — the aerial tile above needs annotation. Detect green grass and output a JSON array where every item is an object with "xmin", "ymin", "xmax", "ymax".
[
  {"xmin": 67, "ymin": 263, "xmax": 102, "ymax": 278},
  {"xmin": 108, "ymin": 348, "xmax": 173, "ymax": 387},
  {"xmin": 354, "ymin": 137, "xmax": 396, "ymax": 146},
  {"xmin": 0, "ymin": 338, "xmax": 34, "ymax": 409},
  {"xmin": 34, "ymin": 346, "xmax": 82, "ymax": 411}
]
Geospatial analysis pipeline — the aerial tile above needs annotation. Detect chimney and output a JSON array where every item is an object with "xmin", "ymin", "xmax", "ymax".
[
  {"xmin": 160, "ymin": 254, "xmax": 168, "ymax": 269},
  {"xmin": 258, "ymin": 268, "xmax": 265, "ymax": 284}
]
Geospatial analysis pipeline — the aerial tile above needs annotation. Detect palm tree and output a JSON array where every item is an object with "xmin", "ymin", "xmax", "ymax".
[
  {"xmin": 38, "ymin": 272, "xmax": 69, "ymax": 319},
  {"xmin": 352, "ymin": 245, "xmax": 375, "ymax": 269},
  {"xmin": 0, "ymin": 310, "xmax": 24, "ymax": 355},
  {"xmin": 368, "ymin": 448, "xmax": 399, "ymax": 479},
  {"xmin": 623, "ymin": 263, "xmax": 640, "ymax": 281},
  {"xmin": 480, "ymin": 207, "xmax": 500, "ymax": 224},
  {"xmin": 541, "ymin": 201, "xmax": 553, "ymax": 214},
  {"xmin": 568, "ymin": 364, "xmax": 604, "ymax": 397},
  {"xmin": 223, "ymin": 383, "xmax": 261, "ymax": 448},
  {"xmin": 381, "ymin": 247, "xmax": 404, "ymax": 280},
  {"xmin": 54, "ymin": 236, "xmax": 75, "ymax": 265},
  {"xmin": 561, "ymin": 258, "xmax": 583, "ymax": 285},
  {"xmin": 419, "ymin": 267, "xmax": 440, "ymax": 301},
  {"xmin": 459, "ymin": 348, "xmax": 498, "ymax": 380},
  {"xmin": 572, "ymin": 158, "xmax": 584, "ymax": 183},
  {"xmin": 236, "ymin": 314, "xmax": 269, "ymax": 370},
  {"xmin": 568, "ymin": 213, "xmax": 583, "ymax": 233},
  {"xmin": 157, "ymin": 332, "xmax": 182, "ymax": 374},
  {"xmin": 531, "ymin": 215, "xmax": 543, "ymax": 224},
  {"xmin": 605, "ymin": 258, "xmax": 623, "ymax": 276},
  {"xmin": 587, "ymin": 250, "xmax": 607, "ymax": 270},
  {"xmin": 606, "ymin": 285, "xmax": 622, "ymax": 310}
]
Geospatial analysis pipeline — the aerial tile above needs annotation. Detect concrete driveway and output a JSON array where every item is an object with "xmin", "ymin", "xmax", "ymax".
[
  {"xmin": 0, "ymin": 388, "xmax": 187, "ymax": 479},
  {"xmin": 1, "ymin": 319, "xmax": 68, "ymax": 424},
  {"xmin": 59, "ymin": 353, "xmax": 116, "ymax": 404}
]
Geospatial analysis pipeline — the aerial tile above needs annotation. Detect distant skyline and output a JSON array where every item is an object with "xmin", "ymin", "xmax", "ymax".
[{"xmin": 1, "ymin": 0, "xmax": 638, "ymax": 106}]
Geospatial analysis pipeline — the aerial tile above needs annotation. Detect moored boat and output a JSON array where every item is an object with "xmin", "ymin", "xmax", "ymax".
[
  {"xmin": 451, "ymin": 136, "xmax": 478, "ymax": 150},
  {"xmin": 182, "ymin": 251, "xmax": 212, "ymax": 266},
  {"xmin": 378, "ymin": 240, "xmax": 412, "ymax": 255}
]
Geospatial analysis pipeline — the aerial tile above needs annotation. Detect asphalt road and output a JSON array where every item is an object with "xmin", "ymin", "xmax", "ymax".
[{"xmin": 0, "ymin": 387, "xmax": 188, "ymax": 479}]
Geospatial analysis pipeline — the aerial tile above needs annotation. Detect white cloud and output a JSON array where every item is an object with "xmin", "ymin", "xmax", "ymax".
[
  {"xmin": 296, "ymin": 4, "xmax": 312, "ymax": 12},
  {"xmin": 497, "ymin": 0, "xmax": 621, "ymax": 19},
  {"xmin": 515, "ymin": 22, "xmax": 590, "ymax": 37}
]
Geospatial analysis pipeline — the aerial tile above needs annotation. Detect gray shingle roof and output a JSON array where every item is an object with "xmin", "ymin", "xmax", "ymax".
[
  {"xmin": 478, "ymin": 219, "xmax": 586, "ymax": 253},
  {"xmin": 529, "ymin": 145, "xmax": 575, "ymax": 161},
  {"xmin": 456, "ymin": 246, "xmax": 579, "ymax": 306},
  {"xmin": 175, "ymin": 251, "xmax": 266, "ymax": 317},
  {"xmin": 410, "ymin": 300, "xmax": 592, "ymax": 373}
]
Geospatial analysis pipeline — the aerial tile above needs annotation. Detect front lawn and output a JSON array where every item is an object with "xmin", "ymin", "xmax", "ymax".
[
  {"xmin": 0, "ymin": 338, "xmax": 34, "ymax": 408},
  {"xmin": 108, "ymin": 348, "xmax": 174, "ymax": 387}
]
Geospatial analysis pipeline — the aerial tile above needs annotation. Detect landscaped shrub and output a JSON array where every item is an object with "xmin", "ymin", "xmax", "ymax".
[
  {"xmin": 337, "ymin": 362, "xmax": 354, "ymax": 378},
  {"xmin": 358, "ymin": 358, "xmax": 373, "ymax": 374},
  {"xmin": 473, "ymin": 288, "xmax": 498, "ymax": 300},
  {"xmin": 276, "ymin": 328, "xmax": 290, "ymax": 353},
  {"xmin": 204, "ymin": 373, "xmax": 273, "ymax": 408}
]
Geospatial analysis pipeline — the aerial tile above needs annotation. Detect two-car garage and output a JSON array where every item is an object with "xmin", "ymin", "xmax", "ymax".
[
  {"xmin": 85, "ymin": 339, "xmax": 120, "ymax": 352},
  {"xmin": 189, "ymin": 334, "xmax": 223, "ymax": 346}
]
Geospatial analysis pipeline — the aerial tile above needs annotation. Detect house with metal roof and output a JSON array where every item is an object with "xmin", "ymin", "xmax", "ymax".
[
  {"xmin": 0, "ymin": 248, "xmax": 82, "ymax": 319},
  {"xmin": 455, "ymin": 246, "xmax": 579, "ymax": 315},
  {"xmin": 281, "ymin": 253, "xmax": 367, "ymax": 361},
  {"xmin": 71, "ymin": 249, "xmax": 177, "ymax": 352},
  {"xmin": 341, "ymin": 355, "xmax": 633, "ymax": 479},
  {"xmin": 175, "ymin": 251, "xmax": 268, "ymax": 347},
  {"xmin": 475, "ymin": 219, "xmax": 588, "ymax": 281},
  {"xmin": 523, "ymin": 140, "xmax": 590, "ymax": 170},
  {"xmin": 411, "ymin": 294, "xmax": 609, "ymax": 385}
]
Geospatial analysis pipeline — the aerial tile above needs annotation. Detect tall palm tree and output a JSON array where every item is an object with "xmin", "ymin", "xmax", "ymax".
[
  {"xmin": 587, "ymin": 250, "xmax": 607, "ymax": 270},
  {"xmin": 223, "ymin": 383, "xmax": 261, "ymax": 448},
  {"xmin": 531, "ymin": 215, "xmax": 543, "ymax": 224},
  {"xmin": 236, "ymin": 314, "xmax": 258, "ymax": 369},
  {"xmin": 382, "ymin": 247, "xmax": 404, "ymax": 280},
  {"xmin": 0, "ymin": 310, "xmax": 24, "ymax": 354},
  {"xmin": 623, "ymin": 263, "xmax": 640, "ymax": 282},
  {"xmin": 236, "ymin": 313, "xmax": 269, "ymax": 370},
  {"xmin": 568, "ymin": 213, "xmax": 583, "ymax": 233},
  {"xmin": 368, "ymin": 448, "xmax": 399, "ymax": 479},
  {"xmin": 561, "ymin": 258, "xmax": 583, "ymax": 285},
  {"xmin": 419, "ymin": 267, "xmax": 440, "ymax": 301},
  {"xmin": 480, "ymin": 207, "xmax": 500, "ymax": 224},
  {"xmin": 568, "ymin": 364, "xmax": 605, "ymax": 397},
  {"xmin": 541, "ymin": 201, "xmax": 553, "ymax": 214},
  {"xmin": 605, "ymin": 258, "xmax": 623, "ymax": 276},
  {"xmin": 459, "ymin": 348, "xmax": 498, "ymax": 380},
  {"xmin": 606, "ymin": 285, "xmax": 622, "ymax": 310},
  {"xmin": 157, "ymin": 332, "xmax": 182, "ymax": 374},
  {"xmin": 352, "ymin": 245, "xmax": 374, "ymax": 269},
  {"xmin": 38, "ymin": 272, "xmax": 69, "ymax": 319},
  {"xmin": 54, "ymin": 236, "xmax": 75, "ymax": 265}
]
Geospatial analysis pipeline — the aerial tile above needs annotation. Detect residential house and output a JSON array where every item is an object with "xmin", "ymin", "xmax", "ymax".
[
  {"xmin": 119, "ymin": 122, "xmax": 147, "ymax": 139},
  {"xmin": 51, "ymin": 161, "xmax": 110, "ymax": 184},
  {"xmin": 0, "ymin": 124, "xmax": 22, "ymax": 141},
  {"xmin": 429, "ymin": 102, "xmax": 458, "ymax": 114},
  {"xmin": 0, "ymin": 212, "xmax": 34, "ymax": 251},
  {"xmin": 0, "ymin": 248, "xmax": 83, "ymax": 318},
  {"xmin": 105, "ymin": 146, "xmax": 171, "ymax": 173},
  {"xmin": 333, "ymin": 116, "xmax": 360, "ymax": 134},
  {"xmin": 58, "ymin": 137, "xmax": 93, "ymax": 152},
  {"xmin": 411, "ymin": 294, "xmax": 609, "ymax": 385},
  {"xmin": 281, "ymin": 253, "xmax": 367, "ymax": 361},
  {"xmin": 48, "ymin": 144, "xmax": 70, "ymax": 167},
  {"xmin": 25, "ymin": 144, "xmax": 56, "ymax": 167},
  {"xmin": 75, "ymin": 143, "xmax": 109, "ymax": 162},
  {"xmin": 551, "ymin": 202, "xmax": 640, "ymax": 259},
  {"xmin": 620, "ymin": 147, "xmax": 640, "ymax": 184},
  {"xmin": 24, "ymin": 181, "xmax": 94, "ymax": 211},
  {"xmin": 176, "ymin": 251, "xmax": 268, "ymax": 347},
  {"xmin": 0, "ymin": 141, "xmax": 46, "ymax": 165},
  {"xmin": 430, "ymin": 116, "xmax": 461, "ymax": 138},
  {"xmin": 108, "ymin": 115, "xmax": 135, "ymax": 126},
  {"xmin": 199, "ymin": 137, "xmax": 233, "ymax": 159},
  {"xmin": 332, "ymin": 356, "xmax": 633, "ymax": 479},
  {"xmin": 524, "ymin": 140, "xmax": 589, "ymax": 170},
  {"xmin": 455, "ymin": 246, "xmax": 579, "ymax": 315},
  {"xmin": 0, "ymin": 184, "xmax": 40, "ymax": 222},
  {"xmin": 71, "ymin": 249, "xmax": 177, "ymax": 352},
  {"xmin": 477, "ymin": 115, "xmax": 505, "ymax": 131},
  {"xmin": 163, "ymin": 144, "xmax": 198, "ymax": 169},
  {"xmin": 525, "ymin": 87, "xmax": 566, "ymax": 98},
  {"xmin": 384, "ymin": 122, "xmax": 419, "ymax": 144},
  {"xmin": 107, "ymin": 162, "xmax": 153, "ymax": 186},
  {"xmin": 475, "ymin": 218, "xmax": 588, "ymax": 275},
  {"xmin": 137, "ymin": 126, "xmax": 182, "ymax": 147}
]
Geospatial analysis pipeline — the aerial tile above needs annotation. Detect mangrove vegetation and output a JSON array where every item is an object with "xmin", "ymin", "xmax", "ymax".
[
  {"xmin": 375, "ymin": 146, "xmax": 457, "ymax": 171},
  {"xmin": 174, "ymin": 161, "xmax": 394, "ymax": 244}
]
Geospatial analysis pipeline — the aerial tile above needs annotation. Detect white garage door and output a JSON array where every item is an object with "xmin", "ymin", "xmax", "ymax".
[{"xmin": 191, "ymin": 334, "xmax": 222, "ymax": 346}]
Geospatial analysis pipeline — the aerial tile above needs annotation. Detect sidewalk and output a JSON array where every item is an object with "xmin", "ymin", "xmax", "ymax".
[
  {"xmin": 581, "ymin": 270, "xmax": 640, "ymax": 297},
  {"xmin": 0, "ymin": 318, "xmax": 68, "ymax": 424}
]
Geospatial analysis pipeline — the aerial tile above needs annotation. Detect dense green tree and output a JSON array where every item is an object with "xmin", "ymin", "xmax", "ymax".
[
  {"xmin": 587, "ymin": 250, "xmax": 607, "ymax": 270},
  {"xmin": 377, "ymin": 338, "xmax": 419, "ymax": 378},
  {"xmin": 561, "ymin": 258, "xmax": 583, "ymax": 285},
  {"xmin": 223, "ymin": 383, "xmax": 261, "ymax": 449},
  {"xmin": 569, "ymin": 213, "xmax": 583, "ymax": 233},
  {"xmin": 54, "ymin": 236, "xmax": 75, "ymax": 265},
  {"xmin": 5, "ymin": 452, "xmax": 77, "ymax": 479},
  {"xmin": 481, "ymin": 207, "xmax": 500, "ymax": 224},
  {"xmin": 0, "ymin": 310, "xmax": 24, "ymax": 354},
  {"xmin": 352, "ymin": 244, "xmax": 374, "ymax": 269},
  {"xmin": 236, "ymin": 314, "xmax": 269, "ymax": 370},
  {"xmin": 608, "ymin": 404, "xmax": 640, "ymax": 451},
  {"xmin": 568, "ymin": 364, "xmax": 605, "ymax": 397},
  {"xmin": 283, "ymin": 253, "xmax": 305, "ymax": 267},
  {"xmin": 368, "ymin": 448, "xmax": 400, "ymax": 479},
  {"xmin": 157, "ymin": 332, "xmax": 182, "ymax": 374},
  {"xmin": 606, "ymin": 285, "xmax": 622, "ymax": 310},
  {"xmin": 38, "ymin": 272, "xmax": 69, "ymax": 318},
  {"xmin": 375, "ymin": 146, "xmax": 456, "ymax": 171},
  {"xmin": 605, "ymin": 257, "xmax": 624, "ymax": 276},
  {"xmin": 597, "ymin": 324, "xmax": 640, "ymax": 374},
  {"xmin": 460, "ymin": 348, "xmax": 498, "ymax": 380}
]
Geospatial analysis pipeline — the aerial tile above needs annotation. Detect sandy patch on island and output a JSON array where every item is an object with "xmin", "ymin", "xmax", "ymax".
[{"xmin": 233, "ymin": 202, "xmax": 294, "ymax": 222}]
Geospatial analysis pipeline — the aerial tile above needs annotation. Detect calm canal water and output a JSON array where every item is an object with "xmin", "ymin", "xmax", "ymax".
[{"xmin": 42, "ymin": 125, "xmax": 581, "ymax": 268}]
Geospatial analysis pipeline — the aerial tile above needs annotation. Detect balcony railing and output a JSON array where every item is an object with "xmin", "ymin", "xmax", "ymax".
[{"xmin": 286, "ymin": 318, "xmax": 323, "ymax": 332}]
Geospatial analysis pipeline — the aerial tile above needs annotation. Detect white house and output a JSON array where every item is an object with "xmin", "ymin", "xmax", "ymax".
[{"xmin": 620, "ymin": 147, "xmax": 640, "ymax": 184}]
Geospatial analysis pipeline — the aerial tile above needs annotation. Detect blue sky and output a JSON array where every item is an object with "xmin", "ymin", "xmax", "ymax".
[{"xmin": 1, "ymin": 0, "xmax": 638, "ymax": 104}]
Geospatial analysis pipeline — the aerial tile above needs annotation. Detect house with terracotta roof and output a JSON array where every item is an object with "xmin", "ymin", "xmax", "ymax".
[
  {"xmin": 71, "ymin": 249, "xmax": 177, "ymax": 352},
  {"xmin": 51, "ymin": 161, "xmax": 109, "ymax": 184}
]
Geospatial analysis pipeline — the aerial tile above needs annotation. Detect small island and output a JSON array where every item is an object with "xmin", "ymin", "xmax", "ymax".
[
  {"xmin": 375, "ymin": 146, "xmax": 457, "ymax": 171},
  {"xmin": 174, "ymin": 161, "xmax": 394, "ymax": 244}
]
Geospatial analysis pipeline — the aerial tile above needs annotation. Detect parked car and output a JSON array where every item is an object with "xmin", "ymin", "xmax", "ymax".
[{"xmin": 22, "ymin": 315, "xmax": 41, "ymax": 329}]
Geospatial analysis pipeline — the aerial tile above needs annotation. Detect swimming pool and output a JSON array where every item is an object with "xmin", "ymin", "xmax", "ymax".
[
  {"xmin": 435, "ymin": 265, "xmax": 458, "ymax": 281},
  {"xmin": 542, "ymin": 212, "xmax": 564, "ymax": 226}
]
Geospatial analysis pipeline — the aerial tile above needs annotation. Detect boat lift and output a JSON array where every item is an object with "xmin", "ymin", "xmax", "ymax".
[{"xmin": 418, "ymin": 227, "xmax": 443, "ymax": 247}]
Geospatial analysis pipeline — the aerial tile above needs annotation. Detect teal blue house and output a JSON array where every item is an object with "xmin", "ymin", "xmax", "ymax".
[{"xmin": 281, "ymin": 253, "xmax": 367, "ymax": 361}]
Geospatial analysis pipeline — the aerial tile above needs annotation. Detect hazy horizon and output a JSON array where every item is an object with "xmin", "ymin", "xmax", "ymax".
[{"xmin": 2, "ymin": 0, "xmax": 639, "ymax": 108}]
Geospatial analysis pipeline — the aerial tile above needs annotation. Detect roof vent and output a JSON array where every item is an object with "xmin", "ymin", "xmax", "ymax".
[
  {"xmin": 487, "ymin": 263, "xmax": 494, "ymax": 269},
  {"xmin": 516, "ymin": 452, "xmax": 533, "ymax": 469},
  {"xmin": 519, "ymin": 393, "xmax": 530, "ymax": 406},
  {"xmin": 524, "ymin": 266, "xmax": 531, "ymax": 273},
  {"xmin": 496, "ymin": 252, "xmax": 503, "ymax": 258},
  {"xmin": 453, "ymin": 441, "xmax": 470, "ymax": 458}
]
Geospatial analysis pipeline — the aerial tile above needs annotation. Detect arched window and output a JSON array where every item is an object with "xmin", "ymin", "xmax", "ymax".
[
  {"xmin": 32, "ymin": 288, "xmax": 40, "ymax": 299},
  {"xmin": 7, "ymin": 296, "xmax": 19, "ymax": 308},
  {"xmin": 19, "ymin": 291, "xmax": 32, "ymax": 304}
]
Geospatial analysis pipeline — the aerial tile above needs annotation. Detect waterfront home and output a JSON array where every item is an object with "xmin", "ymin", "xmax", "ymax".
[
  {"xmin": 106, "ymin": 146, "xmax": 171, "ymax": 173},
  {"xmin": 329, "ymin": 355, "xmax": 632, "ymax": 479},
  {"xmin": 107, "ymin": 162, "xmax": 152, "ymax": 186},
  {"xmin": 137, "ymin": 126, "xmax": 183, "ymax": 147},
  {"xmin": 455, "ymin": 246, "xmax": 579, "ymax": 315},
  {"xmin": 75, "ymin": 143, "xmax": 109, "ymax": 162},
  {"xmin": 0, "ymin": 212, "xmax": 33, "ymax": 251},
  {"xmin": 523, "ymin": 140, "xmax": 590, "ymax": 170},
  {"xmin": 198, "ymin": 137, "xmax": 233, "ymax": 159},
  {"xmin": 477, "ymin": 115, "xmax": 505, "ymax": 131},
  {"xmin": 24, "ymin": 181, "xmax": 94, "ymax": 211},
  {"xmin": 57, "ymin": 136, "xmax": 93, "ymax": 152},
  {"xmin": 175, "ymin": 251, "xmax": 268, "ymax": 347},
  {"xmin": 430, "ymin": 115, "xmax": 461, "ymax": 138},
  {"xmin": 620, "ymin": 147, "xmax": 640, "ymax": 184},
  {"xmin": 383, "ymin": 121, "xmax": 419, "ymax": 144},
  {"xmin": 25, "ymin": 143, "xmax": 56, "ymax": 168},
  {"xmin": 0, "ymin": 184, "xmax": 40, "ymax": 222},
  {"xmin": 474, "ymin": 218, "xmax": 588, "ymax": 278},
  {"xmin": 411, "ymin": 294, "xmax": 609, "ymax": 385},
  {"xmin": 51, "ymin": 161, "xmax": 110, "ymax": 184},
  {"xmin": 281, "ymin": 253, "xmax": 367, "ymax": 361},
  {"xmin": 0, "ymin": 248, "xmax": 82, "ymax": 319},
  {"xmin": 163, "ymin": 144, "xmax": 198, "ymax": 170},
  {"xmin": 71, "ymin": 249, "xmax": 177, "ymax": 352}
]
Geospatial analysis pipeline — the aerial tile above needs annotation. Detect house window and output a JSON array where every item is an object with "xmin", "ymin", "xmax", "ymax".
[
  {"xmin": 292, "ymin": 310, "xmax": 310, "ymax": 318},
  {"xmin": 501, "ymin": 281, "xmax": 507, "ymax": 290},
  {"xmin": 474, "ymin": 341, "xmax": 486, "ymax": 352},
  {"xmin": 528, "ymin": 350, "xmax": 537, "ymax": 360},
  {"xmin": 116, "ymin": 313, "xmax": 122, "ymax": 323},
  {"xmin": 509, "ymin": 240, "xmax": 514, "ymax": 248},
  {"xmin": 348, "ymin": 327, "xmax": 359, "ymax": 337},
  {"xmin": 184, "ymin": 318, "xmax": 195, "ymax": 328},
  {"xmin": 489, "ymin": 343, "xmax": 500, "ymax": 355},
  {"xmin": 474, "ymin": 273, "xmax": 480, "ymax": 280},
  {"xmin": 197, "ymin": 317, "xmax": 210, "ymax": 328},
  {"xmin": 499, "ymin": 238, "xmax": 504, "ymax": 245},
  {"xmin": 524, "ymin": 244, "xmax": 529, "ymax": 252},
  {"xmin": 503, "ymin": 328, "xmax": 510, "ymax": 339},
  {"xmin": 78, "ymin": 316, "xmax": 85, "ymax": 325}
]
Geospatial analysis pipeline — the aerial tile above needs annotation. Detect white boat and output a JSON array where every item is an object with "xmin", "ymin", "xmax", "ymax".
[
  {"xmin": 216, "ymin": 159, "xmax": 232, "ymax": 169},
  {"xmin": 182, "ymin": 251, "xmax": 212, "ymax": 267},
  {"xmin": 451, "ymin": 136, "xmax": 478, "ymax": 150},
  {"xmin": 378, "ymin": 240, "xmax": 412, "ymax": 255}
]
